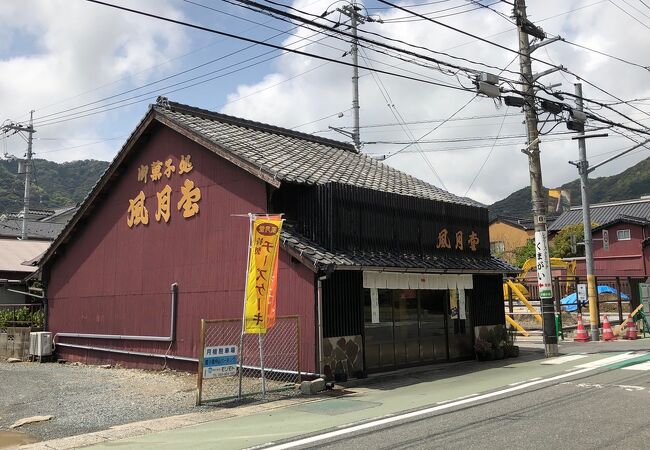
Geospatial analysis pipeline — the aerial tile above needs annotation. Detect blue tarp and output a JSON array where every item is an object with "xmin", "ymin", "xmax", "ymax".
[{"xmin": 560, "ymin": 285, "xmax": 630, "ymax": 312}]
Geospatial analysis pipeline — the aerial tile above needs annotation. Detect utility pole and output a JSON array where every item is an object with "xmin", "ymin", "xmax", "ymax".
[
  {"xmin": 514, "ymin": 0, "xmax": 558, "ymax": 357},
  {"xmin": 572, "ymin": 82, "xmax": 599, "ymax": 341},
  {"xmin": 22, "ymin": 111, "xmax": 35, "ymax": 240},
  {"xmin": 339, "ymin": 3, "xmax": 364, "ymax": 150},
  {"xmin": 1, "ymin": 111, "xmax": 35, "ymax": 240}
]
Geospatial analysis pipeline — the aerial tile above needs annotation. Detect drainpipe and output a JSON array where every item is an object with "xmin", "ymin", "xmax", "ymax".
[
  {"xmin": 54, "ymin": 282, "xmax": 178, "ymax": 346},
  {"xmin": 317, "ymin": 276, "xmax": 327, "ymax": 377}
]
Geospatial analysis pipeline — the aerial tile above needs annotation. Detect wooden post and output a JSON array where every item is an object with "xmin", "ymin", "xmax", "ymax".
[
  {"xmin": 507, "ymin": 282, "xmax": 514, "ymax": 316},
  {"xmin": 296, "ymin": 316, "xmax": 302, "ymax": 383},
  {"xmin": 616, "ymin": 277, "xmax": 623, "ymax": 323},
  {"xmin": 195, "ymin": 319, "xmax": 206, "ymax": 406}
]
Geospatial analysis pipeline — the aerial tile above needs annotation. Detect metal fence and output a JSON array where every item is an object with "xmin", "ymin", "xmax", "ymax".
[
  {"xmin": 196, "ymin": 316, "xmax": 301, "ymax": 406},
  {"xmin": 504, "ymin": 275, "xmax": 645, "ymax": 330}
]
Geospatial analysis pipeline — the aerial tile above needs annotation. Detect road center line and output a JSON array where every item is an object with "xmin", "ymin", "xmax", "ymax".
[{"xmin": 263, "ymin": 367, "xmax": 595, "ymax": 450}]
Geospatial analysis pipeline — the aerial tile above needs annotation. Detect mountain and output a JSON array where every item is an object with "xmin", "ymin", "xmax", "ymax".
[
  {"xmin": 488, "ymin": 156, "xmax": 650, "ymax": 219},
  {"xmin": 0, "ymin": 159, "xmax": 109, "ymax": 214}
]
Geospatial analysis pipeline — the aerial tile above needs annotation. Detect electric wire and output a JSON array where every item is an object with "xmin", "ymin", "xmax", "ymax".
[
  {"xmin": 41, "ymin": 0, "xmax": 482, "ymax": 128},
  {"xmin": 464, "ymin": 106, "xmax": 509, "ymax": 196},
  {"xmin": 360, "ymin": 46, "xmax": 448, "ymax": 189}
]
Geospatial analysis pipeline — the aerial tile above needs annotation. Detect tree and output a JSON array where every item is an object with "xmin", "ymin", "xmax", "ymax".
[
  {"xmin": 513, "ymin": 238, "xmax": 536, "ymax": 268},
  {"xmin": 550, "ymin": 223, "xmax": 597, "ymax": 258}
]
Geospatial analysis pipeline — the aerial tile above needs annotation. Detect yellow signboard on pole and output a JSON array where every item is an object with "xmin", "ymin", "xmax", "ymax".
[{"xmin": 243, "ymin": 215, "xmax": 283, "ymax": 334}]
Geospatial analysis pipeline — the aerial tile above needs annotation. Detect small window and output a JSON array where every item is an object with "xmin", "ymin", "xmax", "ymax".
[
  {"xmin": 617, "ymin": 229, "xmax": 631, "ymax": 241},
  {"xmin": 490, "ymin": 241, "xmax": 505, "ymax": 254}
]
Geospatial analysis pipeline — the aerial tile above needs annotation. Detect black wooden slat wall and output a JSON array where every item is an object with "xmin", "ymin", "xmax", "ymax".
[
  {"xmin": 322, "ymin": 271, "xmax": 363, "ymax": 338},
  {"xmin": 270, "ymin": 182, "xmax": 490, "ymax": 257},
  {"xmin": 471, "ymin": 274, "xmax": 506, "ymax": 326}
]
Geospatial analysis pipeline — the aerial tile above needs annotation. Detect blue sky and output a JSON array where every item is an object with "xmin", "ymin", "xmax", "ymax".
[{"xmin": 1, "ymin": 0, "xmax": 649, "ymax": 204}]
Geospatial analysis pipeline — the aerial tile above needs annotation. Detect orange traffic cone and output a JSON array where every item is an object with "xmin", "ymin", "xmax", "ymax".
[
  {"xmin": 626, "ymin": 315, "xmax": 639, "ymax": 340},
  {"xmin": 575, "ymin": 314, "xmax": 589, "ymax": 342},
  {"xmin": 602, "ymin": 315, "xmax": 615, "ymax": 341}
]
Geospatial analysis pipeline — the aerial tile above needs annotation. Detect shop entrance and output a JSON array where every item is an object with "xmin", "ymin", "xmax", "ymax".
[{"xmin": 363, "ymin": 287, "xmax": 472, "ymax": 373}]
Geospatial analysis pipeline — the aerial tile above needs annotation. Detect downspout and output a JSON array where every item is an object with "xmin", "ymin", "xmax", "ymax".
[
  {"xmin": 317, "ymin": 276, "xmax": 326, "ymax": 377},
  {"xmin": 54, "ymin": 282, "xmax": 178, "ymax": 347}
]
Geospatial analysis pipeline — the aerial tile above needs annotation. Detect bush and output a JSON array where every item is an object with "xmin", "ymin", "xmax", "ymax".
[{"xmin": 0, "ymin": 306, "xmax": 45, "ymax": 328}]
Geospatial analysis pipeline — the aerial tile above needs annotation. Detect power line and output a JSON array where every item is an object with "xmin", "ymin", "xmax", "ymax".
[
  {"xmin": 78, "ymin": 1, "xmax": 482, "ymax": 92},
  {"xmin": 608, "ymin": 0, "xmax": 650, "ymax": 29},
  {"xmin": 360, "ymin": 46, "xmax": 448, "ymax": 189},
  {"xmin": 384, "ymin": 94, "xmax": 478, "ymax": 159},
  {"xmin": 464, "ymin": 106, "xmax": 509, "ymax": 196}
]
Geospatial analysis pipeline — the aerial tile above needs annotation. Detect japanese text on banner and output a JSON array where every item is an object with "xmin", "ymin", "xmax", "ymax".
[{"xmin": 244, "ymin": 216, "xmax": 283, "ymax": 334}]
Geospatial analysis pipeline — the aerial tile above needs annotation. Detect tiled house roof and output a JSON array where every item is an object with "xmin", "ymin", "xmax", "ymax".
[
  {"xmin": 156, "ymin": 101, "xmax": 481, "ymax": 207},
  {"xmin": 549, "ymin": 198, "xmax": 650, "ymax": 231}
]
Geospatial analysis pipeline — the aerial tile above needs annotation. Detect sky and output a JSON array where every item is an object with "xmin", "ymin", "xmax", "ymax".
[{"xmin": 1, "ymin": 0, "xmax": 649, "ymax": 206}]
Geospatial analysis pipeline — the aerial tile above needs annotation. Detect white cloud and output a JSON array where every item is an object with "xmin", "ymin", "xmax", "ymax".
[
  {"xmin": 221, "ymin": 0, "xmax": 650, "ymax": 205},
  {"xmin": 0, "ymin": 0, "xmax": 189, "ymax": 162},
  {"xmin": 2, "ymin": 0, "xmax": 648, "ymax": 207}
]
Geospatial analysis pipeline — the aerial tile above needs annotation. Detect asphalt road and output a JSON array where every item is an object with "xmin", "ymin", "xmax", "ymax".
[{"xmin": 286, "ymin": 365, "xmax": 650, "ymax": 450}]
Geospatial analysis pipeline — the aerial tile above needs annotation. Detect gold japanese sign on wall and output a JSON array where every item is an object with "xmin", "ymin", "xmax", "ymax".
[
  {"xmin": 435, "ymin": 228, "xmax": 480, "ymax": 252},
  {"xmin": 127, "ymin": 154, "xmax": 201, "ymax": 228}
]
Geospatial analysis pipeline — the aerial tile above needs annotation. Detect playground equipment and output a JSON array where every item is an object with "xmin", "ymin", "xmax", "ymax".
[{"xmin": 504, "ymin": 258, "xmax": 577, "ymax": 335}]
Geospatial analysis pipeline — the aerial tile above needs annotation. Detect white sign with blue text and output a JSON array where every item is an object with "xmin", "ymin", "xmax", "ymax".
[{"xmin": 203, "ymin": 345, "xmax": 238, "ymax": 379}]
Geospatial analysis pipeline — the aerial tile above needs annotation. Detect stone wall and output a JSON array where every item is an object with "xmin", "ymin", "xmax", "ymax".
[
  {"xmin": 321, "ymin": 335, "xmax": 363, "ymax": 381},
  {"xmin": 0, "ymin": 327, "xmax": 30, "ymax": 359}
]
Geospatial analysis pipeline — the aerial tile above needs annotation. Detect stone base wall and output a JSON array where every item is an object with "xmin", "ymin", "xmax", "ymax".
[
  {"xmin": 474, "ymin": 325, "xmax": 499, "ymax": 341},
  {"xmin": 0, "ymin": 327, "xmax": 30, "ymax": 359},
  {"xmin": 321, "ymin": 335, "xmax": 363, "ymax": 380}
]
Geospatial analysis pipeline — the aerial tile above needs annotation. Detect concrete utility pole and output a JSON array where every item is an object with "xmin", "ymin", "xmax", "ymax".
[
  {"xmin": 1, "ymin": 111, "xmax": 35, "ymax": 240},
  {"xmin": 573, "ymin": 82, "xmax": 599, "ymax": 341},
  {"xmin": 22, "ymin": 111, "xmax": 35, "ymax": 240},
  {"xmin": 339, "ymin": 3, "xmax": 364, "ymax": 150},
  {"xmin": 514, "ymin": 0, "xmax": 558, "ymax": 357}
]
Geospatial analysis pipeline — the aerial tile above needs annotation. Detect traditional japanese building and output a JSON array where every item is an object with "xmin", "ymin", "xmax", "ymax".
[
  {"xmin": 40, "ymin": 98, "xmax": 513, "ymax": 378},
  {"xmin": 549, "ymin": 197, "xmax": 650, "ymax": 277}
]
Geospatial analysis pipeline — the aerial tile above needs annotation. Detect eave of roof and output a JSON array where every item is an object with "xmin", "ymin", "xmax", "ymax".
[
  {"xmin": 592, "ymin": 215, "xmax": 650, "ymax": 232},
  {"xmin": 280, "ymin": 226, "xmax": 516, "ymax": 274}
]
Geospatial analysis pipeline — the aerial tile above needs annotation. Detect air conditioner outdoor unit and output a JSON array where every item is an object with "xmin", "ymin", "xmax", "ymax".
[{"xmin": 29, "ymin": 332, "xmax": 53, "ymax": 357}]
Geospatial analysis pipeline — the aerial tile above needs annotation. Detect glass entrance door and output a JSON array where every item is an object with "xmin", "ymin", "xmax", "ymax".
[
  {"xmin": 393, "ymin": 290, "xmax": 420, "ymax": 366},
  {"xmin": 419, "ymin": 290, "xmax": 448, "ymax": 362}
]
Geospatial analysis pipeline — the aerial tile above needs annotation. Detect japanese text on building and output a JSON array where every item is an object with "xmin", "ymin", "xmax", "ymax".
[{"xmin": 127, "ymin": 154, "xmax": 200, "ymax": 228}]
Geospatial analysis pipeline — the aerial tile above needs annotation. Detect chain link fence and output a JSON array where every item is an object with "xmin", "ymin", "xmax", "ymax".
[{"xmin": 196, "ymin": 316, "xmax": 301, "ymax": 406}]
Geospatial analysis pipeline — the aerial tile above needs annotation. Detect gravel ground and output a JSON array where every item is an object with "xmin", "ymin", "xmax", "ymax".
[{"xmin": 0, "ymin": 361, "xmax": 204, "ymax": 441}]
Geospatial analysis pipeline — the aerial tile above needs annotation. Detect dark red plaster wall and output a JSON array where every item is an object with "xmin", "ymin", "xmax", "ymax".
[{"xmin": 47, "ymin": 124, "xmax": 316, "ymax": 372}]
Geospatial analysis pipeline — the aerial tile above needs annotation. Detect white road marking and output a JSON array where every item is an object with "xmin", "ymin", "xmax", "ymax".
[
  {"xmin": 615, "ymin": 385, "xmax": 645, "ymax": 391},
  {"xmin": 621, "ymin": 360, "xmax": 650, "ymax": 371},
  {"xmin": 263, "ymin": 367, "xmax": 595, "ymax": 450},
  {"xmin": 575, "ymin": 352, "xmax": 646, "ymax": 369},
  {"xmin": 436, "ymin": 393, "xmax": 478, "ymax": 404},
  {"xmin": 508, "ymin": 377, "xmax": 541, "ymax": 386},
  {"xmin": 541, "ymin": 354, "xmax": 588, "ymax": 365}
]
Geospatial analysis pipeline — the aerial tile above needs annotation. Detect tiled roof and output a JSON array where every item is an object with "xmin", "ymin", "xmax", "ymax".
[
  {"xmin": 549, "ymin": 198, "xmax": 650, "ymax": 231},
  {"xmin": 156, "ymin": 100, "xmax": 481, "ymax": 207},
  {"xmin": 592, "ymin": 215, "xmax": 650, "ymax": 232},
  {"xmin": 0, "ymin": 219, "xmax": 64, "ymax": 240},
  {"xmin": 280, "ymin": 225, "xmax": 516, "ymax": 274},
  {"xmin": 490, "ymin": 216, "xmax": 535, "ymax": 231}
]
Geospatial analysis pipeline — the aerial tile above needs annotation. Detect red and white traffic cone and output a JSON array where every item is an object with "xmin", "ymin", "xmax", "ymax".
[
  {"xmin": 626, "ymin": 314, "xmax": 639, "ymax": 341},
  {"xmin": 574, "ymin": 314, "xmax": 589, "ymax": 342},
  {"xmin": 602, "ymin": 315, "xmax": 615, "ymax": 341}
]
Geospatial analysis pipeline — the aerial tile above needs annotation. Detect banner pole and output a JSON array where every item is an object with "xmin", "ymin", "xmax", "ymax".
[
  {"xmin": 259, "ymin": 333, "xmax": 267, "ymax": 396},
  {"xmin": 238, "ymin": 213, "xmax": 254, "ymax": 399}
]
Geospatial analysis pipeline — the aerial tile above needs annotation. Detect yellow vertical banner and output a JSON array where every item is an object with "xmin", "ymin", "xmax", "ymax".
[
  {"xmin": 266, "ymin": 244, "xmax": 280, "ymax": 329},
  {"xmin": 244, "ymin": 215, "xmax": 283, "ymax": 334}
]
